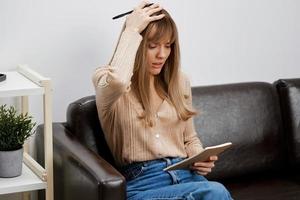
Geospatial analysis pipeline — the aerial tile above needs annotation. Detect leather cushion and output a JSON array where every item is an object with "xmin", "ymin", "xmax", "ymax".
[{"xmin": 191, "ymin": 82, "xmax": 286, "ymax": 180}]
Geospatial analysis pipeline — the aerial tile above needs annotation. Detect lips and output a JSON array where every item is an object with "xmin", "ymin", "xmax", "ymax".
[{"xmin": 152, "ymin": 62, "xmax": 164, "ymax": 68}]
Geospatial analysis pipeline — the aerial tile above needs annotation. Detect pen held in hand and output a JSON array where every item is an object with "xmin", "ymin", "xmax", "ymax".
[{"xmin": 112, "ymin": 3, "xmax": 154, "ymax": 20}]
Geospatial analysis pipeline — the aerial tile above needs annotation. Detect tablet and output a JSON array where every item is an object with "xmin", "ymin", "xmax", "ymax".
[{"xmin": 164, "ymin": 142, "xmax": 232, "ymax": 171}]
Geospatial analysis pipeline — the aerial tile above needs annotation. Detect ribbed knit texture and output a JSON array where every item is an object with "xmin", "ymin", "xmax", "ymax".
[{"xmin": 92, "ymin": 30, "xmax": 203, "ymax": 167}]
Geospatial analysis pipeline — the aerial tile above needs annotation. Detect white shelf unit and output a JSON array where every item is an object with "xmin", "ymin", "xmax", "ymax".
[
  {"xmin": 0, "ymin": 65, "xmax": 53, "ymax": 200},
  {"xmin": 0, "ymin": 164, "xmax": 46, "ymax": 194}
]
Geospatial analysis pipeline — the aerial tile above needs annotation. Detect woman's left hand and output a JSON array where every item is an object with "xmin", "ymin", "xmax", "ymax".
[{"xmin": 190, "ymin": 156, "xmax": 218, "ymax": 176}]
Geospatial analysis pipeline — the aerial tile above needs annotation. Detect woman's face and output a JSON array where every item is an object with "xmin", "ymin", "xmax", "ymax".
[{"xmin": 146, "ymin": 38, "xmax": 171, "ymax": 76}]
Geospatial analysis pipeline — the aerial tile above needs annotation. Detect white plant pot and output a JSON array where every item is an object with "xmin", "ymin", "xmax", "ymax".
[{"xmin": 0, "ymin": 147, "xmax": 23, "ymax": 178}]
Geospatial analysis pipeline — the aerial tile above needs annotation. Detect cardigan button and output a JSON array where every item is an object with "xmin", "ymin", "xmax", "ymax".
[
  {"xmin": 155, "ymin": 134, "xmax": 160, "ymax": 138},
  {"xmin": 156, "ymin": 112, "xmax": 160, "ymax": 118}
]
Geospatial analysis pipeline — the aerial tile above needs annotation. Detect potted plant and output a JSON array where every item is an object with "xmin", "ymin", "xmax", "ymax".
[{"xmin": 0, "ymin": 104, "xmax": 36, "ymax": 177}]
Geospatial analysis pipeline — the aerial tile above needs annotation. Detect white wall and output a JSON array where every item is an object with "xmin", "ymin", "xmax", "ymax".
[
  {"xmin": 1, "ymin": 0, "xmax": 300, "ymax": 123},
  {"xmin": 181, "ymin": 0, "xmax": 300, "ymax": 85},
  {"xmin": 0, "ymin": 0, "xmax": 299, "ymax": 198}
]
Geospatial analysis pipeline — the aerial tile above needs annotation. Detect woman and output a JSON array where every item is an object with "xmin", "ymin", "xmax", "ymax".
[{"xmin": 92, "ymin": 1, "xmax": 232, "ymax": 199}]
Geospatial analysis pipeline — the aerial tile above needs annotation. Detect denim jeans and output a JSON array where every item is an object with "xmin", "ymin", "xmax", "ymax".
[{"xmin": 120, "ymin": 157, "xmax": 232, "ymax": 200}]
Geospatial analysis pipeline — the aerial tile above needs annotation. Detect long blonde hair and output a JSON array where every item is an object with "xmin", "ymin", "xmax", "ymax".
[{"xmin": 131, "ymin": 9, "xmax": 196, "ymax": 127}]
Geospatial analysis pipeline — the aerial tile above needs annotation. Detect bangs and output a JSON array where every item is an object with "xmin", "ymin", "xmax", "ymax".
[{"xmin": 147, "ymin": 18, "xmax": 176, "ymax": 44}]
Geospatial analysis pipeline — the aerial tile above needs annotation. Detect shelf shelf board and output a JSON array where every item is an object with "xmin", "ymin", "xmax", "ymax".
[
  {"xmin": 0, "ymin": 71, "xmax": 44, "ymax": 97},
  {"xmin": 0, "ymin": 164, "xmax": 47, "ymax": 195}
]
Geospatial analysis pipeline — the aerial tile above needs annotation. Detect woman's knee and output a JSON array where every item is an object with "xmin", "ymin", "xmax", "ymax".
[
  {"xmin": 185, "ymin": 181, "xmax": 232, "ymax": 200},
  {"xmin": 207, "ymin": 181, "xmax": 232, "ymax": 199}
]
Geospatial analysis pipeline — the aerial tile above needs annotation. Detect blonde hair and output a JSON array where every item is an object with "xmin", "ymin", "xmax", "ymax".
[{"xmin": 131, "ymin": 9, "xmax": 196, "ymax": 127}]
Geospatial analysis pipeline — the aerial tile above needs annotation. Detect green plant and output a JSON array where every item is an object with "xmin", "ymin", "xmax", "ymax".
[{"xmin": 0, "ymin": 104, "xmax": 36, "ymax": 151}]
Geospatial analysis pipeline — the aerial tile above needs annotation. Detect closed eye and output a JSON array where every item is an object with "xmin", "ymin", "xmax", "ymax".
[{"xmin": 148, "ymin": 44, "xmax": 157, "ymax": 49}]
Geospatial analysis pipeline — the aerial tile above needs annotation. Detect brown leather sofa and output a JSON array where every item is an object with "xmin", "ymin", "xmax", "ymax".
[{"xmin": 36, "ymin": 78, "xmax": 300, "ymax": 200}]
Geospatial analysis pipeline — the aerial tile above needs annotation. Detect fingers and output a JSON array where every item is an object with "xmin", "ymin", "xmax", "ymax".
[
  {"xmin": 126, "ymin": 2, "xmax": 165, "ymax": 33},
  {"xmin": 193, "ymin": 161, "xmax": 215, "ymax": 168},
  {"xmin": 191, "ymin": 164, "xmax": 212, "ymax": 176},
  {"xmin": 143, "ymin": 3, "xmax": 159, "ymax": 12},
  {"xmin": 193, "ymin": 166, "xmax": 212, "ymax": 173},
  {"xmin": 149, "ymin": 14, "xmax": 165, "ymax": 21},
  {"xmin": 196, "ymin": 171, "xmax": 209, "ymax": 176},
  {"xmin": 137, "ymin": 1, "xmax": 150, "ymax": 9},
  {"xmin": 146, "ymin": 4, "xmax": 162, "ymax": 15},
  {"xmin": 139, "ymin": 3, "xmax": 164, "ymax": 20},
  {"xmin": 190, "ymin": 160, "xmax": 216, "ymax": 176},
  {"xmin": 209, "ymin": 156, "xmax": 218, "ymax": 161},
  {"xmin": 147, "ymin": 5, "xmax": 165, "ymax": 22}
]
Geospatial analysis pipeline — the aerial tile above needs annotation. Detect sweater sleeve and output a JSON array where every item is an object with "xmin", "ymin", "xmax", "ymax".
[
  {"xmin": 182, "ymin": 74, "xmax": 204, "ymax": 157},
  {"xmin": 92, "ymin": 30, "xmax": 143, "ymax": 111}
]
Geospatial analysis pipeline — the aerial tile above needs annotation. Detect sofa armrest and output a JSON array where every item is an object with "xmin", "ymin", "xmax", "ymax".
[
  {"xmin": 274, "ymin": 78, "xmax": 300, "ymax": 170},
  {"xmin": 36, "ymin": 123, "xmax": 126, "ymax": 200}
]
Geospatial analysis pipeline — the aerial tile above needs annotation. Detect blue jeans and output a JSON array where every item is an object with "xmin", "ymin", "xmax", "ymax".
[{"xmin": 120, "ymin": 157, "xmax": 232, "ymax": 200}]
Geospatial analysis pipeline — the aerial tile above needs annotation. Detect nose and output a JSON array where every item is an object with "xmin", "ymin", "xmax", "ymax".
[{"xmin": 156, "ymin": 46, "xmax": 168, "ymax": 59}]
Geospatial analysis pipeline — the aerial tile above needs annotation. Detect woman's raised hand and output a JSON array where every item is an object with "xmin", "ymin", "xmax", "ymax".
[{"xmin": 125, "ymin": 1, "xmax": 165, "ymax": 33}]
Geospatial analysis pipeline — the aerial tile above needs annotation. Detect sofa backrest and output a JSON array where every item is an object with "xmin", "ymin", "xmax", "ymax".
[
  {"xmin": 66, "ymin": 96, "xmax": 116, "ymax": 166},
  {"xmin": 274, "ymin": 78, "xmax": 300, "ymax": 170},
  {"xmin": 191, "ymin": 82, "xmax": 286, "ymax": 180}
]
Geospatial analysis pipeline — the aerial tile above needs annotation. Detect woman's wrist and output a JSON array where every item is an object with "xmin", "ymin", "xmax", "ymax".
[{"xmin": 124, "ymin": 27, "xmax": 140, "ymax": 34}]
